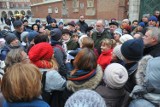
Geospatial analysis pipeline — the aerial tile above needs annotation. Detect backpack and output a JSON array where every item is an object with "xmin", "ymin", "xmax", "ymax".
[{"xmin": 41, "ymin": 71, "xmax": 54, "ymax": 106}]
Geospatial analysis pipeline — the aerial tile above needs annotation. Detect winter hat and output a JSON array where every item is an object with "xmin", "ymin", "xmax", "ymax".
[
  {"xmin": 13, "ymin": 20, "xmax": 23, "ymax": 28},
  {"xmin": 50, "ymin": 18, "xmax": 57, "ymax": 23},
  {"xmin": 28, "ymin": 42, "xmax": 54, "ymax": 68},
  {"xmin": 65, "ymin": 89, "xmax": 106, "ymax": 107},
  {"xmin": 113, "ymin": 44, "xmax": 122, "ymax": 60},
  {"xmin": 103, "ymin": 63, "xmax": 128, "ymax": 89},
  {"xmin": 149, "ymin": 16, "xmax": 158, "ymax": 22},
  {"xmin": 138, "ymin": 22, "xmax": 145, "ymax": 28},
  {"xmin": 109, "ymin": 21, "xmax": 119, "ymax": 27},
  {"xmin": 35, "ymin": 19, "xmax": 41, "ymax": 24},
  {"xmin": 5, "ymin": 33, "xmax": 18, "ymax": 44},
  {"xmin": 121, "ymin": 39, "xmax": 144, "ymax": 61},
  {"xmin": 21, "ymin": 31, "xmax": 29, "ymax": 42},
  {"xmin": 28, "ymin": 31, "xmax": 39, "ymax": 42},
  {"xmin": 119, "ymin": 34, "xmax": 134, "ymax": 44},
  {"xmin": 114, "ymin": 28, "xmax": 122, "ymax": 36},
  {"xmin": 62, "ymin": 29, "xmax": 71, "ymax": 36},
  {"xmin": 68, "ymin": 21, "xmax": 76, "ymax": 27},
  {"xmin": 50, "ymin": 28, "xmax": 62, "ymax": 41}
]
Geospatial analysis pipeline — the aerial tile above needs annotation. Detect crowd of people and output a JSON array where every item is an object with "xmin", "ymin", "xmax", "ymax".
[{"xmin": 0, "ymin": 9, "xmax": 160, "ymax": 107}]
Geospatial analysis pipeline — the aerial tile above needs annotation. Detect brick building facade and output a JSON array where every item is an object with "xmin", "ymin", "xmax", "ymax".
[{"xmin": 31, "ymin": 0, "xmax": 128, "ymax": 21}]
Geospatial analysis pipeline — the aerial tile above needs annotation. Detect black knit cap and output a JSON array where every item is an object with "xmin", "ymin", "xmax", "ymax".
[
  {"xmin": 13, "ymin": 20, "xmax": 23, "ymax": 28},
  {"xmin": 62, "ymin": 29, "xmax": 72, "ymax": 36},
  {"xmin": 121, "ymin": 39, "xmax": 144, "ymax": 61}
]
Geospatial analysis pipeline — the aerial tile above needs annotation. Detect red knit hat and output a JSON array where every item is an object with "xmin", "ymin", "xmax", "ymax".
[{"xmin": 28, "ymin": 42, "xmax": 54, "ymax": 68}]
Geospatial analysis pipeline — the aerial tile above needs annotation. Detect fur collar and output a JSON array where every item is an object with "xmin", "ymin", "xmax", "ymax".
[
  {"xmin": 66, "ymin": 65, "xmax": 103, "ymax": 92},
  {"xmin": 135, "ymin": 55, "xmax": 153, "ymax": 85}
]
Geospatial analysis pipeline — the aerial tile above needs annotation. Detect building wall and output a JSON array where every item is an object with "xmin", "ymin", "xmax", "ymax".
[{"xmin": 31, "ymin": 0, "xmax": 128, "ymax": 20}]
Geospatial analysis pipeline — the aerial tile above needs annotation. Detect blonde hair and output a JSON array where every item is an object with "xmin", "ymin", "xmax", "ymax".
[
  {"xmin": 100, "ymin": 39, "xmax": 116, "ymax": 49},
  {"xmin": 1, "ymin": 63, "xmax": 42, "ymax": 102}
]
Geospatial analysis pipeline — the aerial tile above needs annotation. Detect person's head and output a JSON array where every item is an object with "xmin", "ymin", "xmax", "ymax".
[
  {"xmin": 122, "ymin": 25, "xmax": 131, "ymax": 34},
  {"xmin": 67, "ymin": 21, "xmax": 76, "ymax": 32},
  {"xmin": 103, "ymin": 63, "xmax": 128, "ymax": 89},
  {"xmin": 109, "ymin": 21, "xmax": 119, "ymax": 33},
  {"xmin": 72, "ymin": 33, "xmax": 79, "ymax": 42},
  {"xmin": 23, "ymin": 20, "xmax": 28, "ymax": 27},
  {"xmin": 5, "ymin": 48, "xmax": 30, "ymax": 68},
  {"xmin": 114, "ymin": 28, "xmax": 122, "ymax": 42},
  {"xmin": 50, "ymin": 18, "xmax": 57, "ymax": 27},
  {"xmin": 143, "ymin": 27, "xmax": 160, "ymax": 47},
  {"xmin": 71, "ymin": 48, "xmax": 97, "ymax": 75},
  {"xmin": 34, "ymin": 34, "xmax": 49, "ymax": 44},
  {"xmin": 112, "ymin": 44, "xmax": 122, "ymax": 62},
  {"xmin": 13, "ymin": 20, "xmax": 24, "ymax": 33},
  {"xmin": 154, "ymin": 10, "xmax": 160, "ymax": 17},
  {"xmin": 133, "ymin": 32, "xmax": 144, "ymax": 39},
  {"xmin": 28, "ymin": 42, "xmax": 58, "ymax": 69},
  {"xmin": 31, "ymin": 24, "xmax": 40, "ymax": 32},
  {"xmin": 96, "ymin": 20, "xmax": 105, "ymax": 33},
  {"xmin": 148, "ymin": 16, "xmax": 158, "ymax": 27},
  {"xmin": 65, "ymin": 89, "xmax": 106, "ymax": 107},
  {"xmin": 81, "ymin": 37, "xmax": 94, "ymax": 49},
  {"xmin": 78, "ymin": 34, "xmax": 88, "ymax": 48},
  {"xmin": 137, "ymin": 22, "xmax": 145, "ymax": 32},
  {"xmin": 4, "ymin": 33, "xmax": 19, "ymax": 46},
  {"xmin": 21, "ymin": 31, "xmax": 29, "ymax": 43},
  {"xmin": 119, "ymin": 34, "xmax": 134, "ymax": 44},
  {"xmin": 79, "ymin": 15, "xmax": 85, "ymax": 22},
  {"xmin": 121, "ymin": 19, "xmax": 130, "ymax": 29},
  {"xmin": 1, "ymin": 63, "xmax": 42, "ymax": 102},
  {"xmin": 50, "ymin": 28, "xmax": 62, "ymax": 42},
  {"xmin": 100, "ymin": 39, "xmax": 116, "ymax": 52},
  {"xmin": 121, "ymin": 39, "xmax": 144, "ymax": 62},
  {"xmin": 132, "ymin": 20, "xmax": 138, "ymax": 27},
  {"xmin": 142, "ymin": 14, "xmax": 150, "ymax": 23},
  {"xmin": 35, "ymin": 19, "xmax": 41, "ymax": 25},
  {"xmin": 62, "ymin": 29, "xmax": 71, "ymax": 41}
]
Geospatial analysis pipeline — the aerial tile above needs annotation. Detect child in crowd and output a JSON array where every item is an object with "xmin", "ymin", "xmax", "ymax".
[{"xmin": 97, "ymin": 38, "xmax": 116, "ymax": 70}]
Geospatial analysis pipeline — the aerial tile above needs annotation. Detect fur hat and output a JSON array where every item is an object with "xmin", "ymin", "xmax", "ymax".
[
  {"xmin": 103, "ymin": 63, "xmax": 128, "ymax": 89},
  {"xmin": 121, "ymin": 39, "xmax": 144, "ymax": 61},
  {"xmin": 13, "ymin": 20, "xmax": 23, "ymax": 28},
  {"xmin": 114, "ymin": 28, "xmax": 122, "ymax": 36},
  {"xmin": 113, "ymin": 44, "xmax": 122, "ymax": 60},
  {"xmin": 28, "ymin": 42, "xmax": 54, "ymax": 68},
  {"xmin": 50, "ymin": 28, "xmax": 62, "ymax": 41},
  {"xmin": 119, "ymin": 34, "xmax": 133, "ymax": 44},
  {"xmin": 5, "ymin": 33, "xmax": 18, "ymax": 44},
  {"xmin": 65, "ymin": 89, "xmax": 106, "ymax": 107}
]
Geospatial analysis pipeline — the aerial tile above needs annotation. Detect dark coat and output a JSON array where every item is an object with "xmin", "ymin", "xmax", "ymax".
[
  {"xmin": 143, "ymin": 43, "xmax": 160, "ymax": 57},
  {"xmin": 95, "ymin": 85, "xmax": 130, "ymax": 107},
  {"xmin": 92, "ymin": 29, "xmax": 112, "ymax": 54},
  {"xmin": 76, "ymin": 21, "xmax": 88, "ymax": 33}
]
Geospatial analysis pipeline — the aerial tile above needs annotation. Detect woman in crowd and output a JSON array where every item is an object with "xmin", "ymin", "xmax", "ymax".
[{"xmin": 1, "ymin": 63, "xmax": 49, "ymax": 107}]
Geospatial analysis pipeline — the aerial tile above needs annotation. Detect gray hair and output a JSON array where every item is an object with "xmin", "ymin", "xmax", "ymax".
[
  {"xmin": 147, "ymin": 27, "xmax": 160, "ymax": 43},
  {"xmin": 5, "ymin": 48, "xmax": 24, "ymax": 68}
]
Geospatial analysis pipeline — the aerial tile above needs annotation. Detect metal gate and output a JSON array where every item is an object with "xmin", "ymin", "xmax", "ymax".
[{"xmin": 140, "ymin": 0, "xmax": 160, "ymax": 19}]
